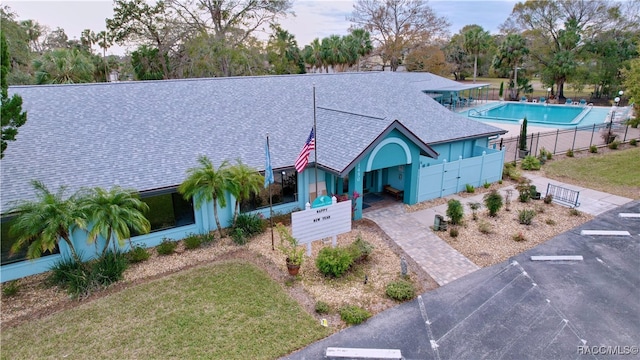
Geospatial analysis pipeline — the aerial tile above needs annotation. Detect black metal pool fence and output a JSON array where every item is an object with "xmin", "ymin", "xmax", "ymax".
[{"xmin": 491, "ymin": 119, "xmax": 640, "ymax": 162}]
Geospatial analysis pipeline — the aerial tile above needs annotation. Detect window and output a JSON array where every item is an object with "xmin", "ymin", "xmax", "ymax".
[
  {"xmin": 1, "ymin": 216, "xmax": 60, "ymax": 266},
  {"xmin": 136, "ymin": 191, "xmax": 196, "ymax": 234},
  {"xmin": 241, "ymin": 168, "xmax": 298, "ymax": 212}
]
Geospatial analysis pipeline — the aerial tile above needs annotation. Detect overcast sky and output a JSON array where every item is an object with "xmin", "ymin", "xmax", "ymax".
[{"xmin": 4, "ymin": 0, "xmax": 518, "ymax": 56}]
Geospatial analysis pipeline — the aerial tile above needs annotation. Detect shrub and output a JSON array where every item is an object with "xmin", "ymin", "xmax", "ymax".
[
  {"xmin": 546, "ymin": 152, "xmax": 553, "ymax": 160},
  {"xmin": 340, "ymin": 305, "xmax": 371, "ymax": 325},
  {"xmin": 518, "ymin": 209, "xmax": 536, "ymax": 225},
  {"xmin": 347, "ymin": 236, "xmax": 374, "ymax": 262},
  {"xmin": 385, "ymin": 279, "xmax": 416, "ymax": 301},
  {"xmin": 468, "ymin": 202, "xmax": 482, "ymax": 220},
  {"xmin": 589, "ymin": 145, "xmax": 598, "ymax": 153},
  {"xmin": 569, "ymin": 208, "xmax": 582, "ymax": 216},
  {"xmin": 230, "ymin": 227, "xmax": 248, "ymax": 245},
  {"xmin": 316, "ymin": 247, "xmax": 353, "ymax": 278},
  {"xmin": 512, "ymin": 232, "xmax": 526, "ymax": 242},
  {"xmin": 446, "ymin": 199, "xmax": 464, "ymax": 225},
  {"xmin": 516, "ymin": 180, "xmax": 532, "ymax": 203},
  {"xmin": 183, "ymin": 233, "xmax": 202, "ymax": 250},
  {"xmin": 234, "ymin": 213, "xmax": 266, "ymax": 237},
  {"xmin": 449, "ymin": 227, "xmax": 459, "ymax": 237},
  {"xmin": 483, "ymin": 180, "xmax": 491, "ymax": 189},
  {"xmin": 484, "ymin": 190, "xmax": 503, "ymax": 217},
  {"xmin": 127, "ymin": 245, "xmax": 150, "ymax": 263},
  {"xmin": 545, "ymin": 218, "xmax": 557, "ymax": 225},
  {"xmin": 503, "ymin": 162, "xmax": 521, "ymax": 181},
  {"xmin": 478, "ymin": 220, "xmax": 492, "ymax": 234},
  {"xmin": 608, "ymin": 140, "xmax": 620, "ymax": 149},
  {"xmin": 630, "ymin": 138, "xmax": 637, "ymax": 146},
  {"xmin": 315, "ymin": 301, "xmax": 330, "ymax": 314},
  {"xmin": 2, "ymin": 281, "xmax": 20, "ymax": 297},
  {"xmin": 566, "ymin": 149, "xmax": 574, "ymax": 157},
  {"xmin": 48, "ymin": 257, "xmax": 87, "ymax": 287},
  {"xmin": 543, "ymin": 194, "xmax": 553, "ymax": 204},
  {"xmin": 521, "ymin": 155, "xmax": 541, "ymax": 170},
  {"xmin": 156, "ymin": 239, "xmax": 177, "ymax": 255},
  {"xmin": 626, "ymin": 117, "xmax": 640, "ymax": 128},
  {"xmin": 465, "ymin": 184, "xmax": 475, "ymax": 193},
  {"xmin": 91, "ymin": 250, "xmax": 128, "ymax": 286}
]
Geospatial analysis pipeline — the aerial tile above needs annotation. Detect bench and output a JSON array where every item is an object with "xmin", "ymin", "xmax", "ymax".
[
  {"xmin": 325, "ymin": 347, "xmax": 402, "ymax": 359},
  {"xmin": 546, "ymin": 183, "xmax": 580, "ymax": 208},
  {"xmin": 383, "ymin": 185, "xmax": 404, "ymax": 200}
]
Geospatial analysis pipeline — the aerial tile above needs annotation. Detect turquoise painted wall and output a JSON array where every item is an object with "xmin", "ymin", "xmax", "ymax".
[{"xmin": 0, "ymin": 189, "xmax": 303, "ymax": 283}]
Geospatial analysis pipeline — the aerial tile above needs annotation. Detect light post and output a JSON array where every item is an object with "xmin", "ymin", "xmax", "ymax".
[
  {"xmin": 546, "ymin": 87, "xmax": 551, "ymax": 102},
  {"xmin": 618, "ymin": 90, "xmax": 624, "ymax": 106},
  {"xmin": 615, "ymin": 96, "xmax": 621, "ymax": 107}
]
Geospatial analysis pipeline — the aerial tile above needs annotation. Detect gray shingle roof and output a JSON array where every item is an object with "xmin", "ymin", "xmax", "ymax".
[{"xmin": 2, "ymin": 72, "xmax": 504, "ymax": 213}]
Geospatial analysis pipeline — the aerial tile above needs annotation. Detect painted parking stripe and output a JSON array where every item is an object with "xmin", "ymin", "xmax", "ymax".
[
  {"xmin": 325, "ymin": 347, "xmax": 402, "ymax": 359},
  {"xmin": 580, "ymin": 230, "xmax": 631, "ymax": 236},
  {"xmin": 618, "ymin": 213, "xmax": 640, "ymax": 218},
  {"xmin": 531, "ymin": 255, "xmax": 583, "ymax": 261}
]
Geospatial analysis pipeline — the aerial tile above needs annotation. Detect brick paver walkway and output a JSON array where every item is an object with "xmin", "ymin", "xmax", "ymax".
[{"xmin": 363, "ymin": 204, "xmax": 479, "ymax": 286}]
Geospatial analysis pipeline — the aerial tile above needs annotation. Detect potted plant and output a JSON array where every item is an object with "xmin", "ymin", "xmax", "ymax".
[
  {"xmin": 275, "ymin": 223, "xmax": 304, "ymax": 275},
  {"xmin": 518, "ymin": 117, "xmax": 529, "ymax": 158},
  {"xmin": 499, "ymin": 81, "xmax": 504, "ymax": 101}
]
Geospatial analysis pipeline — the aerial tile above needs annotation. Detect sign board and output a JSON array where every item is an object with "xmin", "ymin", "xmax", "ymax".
[{"xmin": 291, "ymin": 200, "xmax": 352, "ymax": 254}]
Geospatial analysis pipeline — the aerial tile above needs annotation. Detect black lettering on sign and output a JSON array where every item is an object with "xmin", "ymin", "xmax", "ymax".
[
  {"xmin": 313, "ymin": 218, "xmax": 320, "ymax": 222},
  {"xmin": 322, "ymin": 216, "xmax": 330, "ymax": 220}
]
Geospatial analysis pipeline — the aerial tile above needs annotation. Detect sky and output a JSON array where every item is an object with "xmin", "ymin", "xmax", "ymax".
[{"xmin": 4, "ymin": 0, "xmax": 518, "ymax": 56}]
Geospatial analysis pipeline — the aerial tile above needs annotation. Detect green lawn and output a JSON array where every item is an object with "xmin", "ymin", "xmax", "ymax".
[
  {"xmin": 544, "ymin": 147, "xmax": 640, "ymax": 199},
  {"xmin": 1, "ymin": 261, "xmax": 329, "ymax": 359}
]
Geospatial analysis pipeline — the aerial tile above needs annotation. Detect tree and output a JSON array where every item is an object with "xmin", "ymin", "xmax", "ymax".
[
  {"xmin": 107, "ymin": 0, "xmax": 180, "ymax": 79},
  {"xmin": 508, "ymin": 0, "xmax": 638, "ymax": 100},
  {"xmin": 404, "ymin": 44, "xmax": 448, "ymax": 75},
  {"xmin": 463, "ymin": 25, "xmax": 491, "ymax": 83},
  {"xmin": 622, "ymin": 47, "xmax": 640, "ymax": 111},
  {"xmin": 493, "ymin": 33, "xmax": 529, "ymax": 100},
  {"xmin": 266, "ymin": 25, "xmax": 303, "ymax": 74},
  {"xmin": 131, "ymin": 45, "xmax": 167, "ymax": 80},
  {"xmin": 302, "ymin": 38, "xmax": 324, "ymax": 73},
  {"xmin": 227, "ymin": 160, "xmax": 264, "ymax": 226},
  {"xmin": 1, "ymin": 31, "xmax": 27, "ymax": 158},
  {"xmin": 350, "ymin": 0, "xmax": 450, "ymax": 71},
  {"xmin": 1, "ymin": 8, "xmax": 34, "ymax": 85},
  {"xmin": 81, "ymin": 187, "xmax": 150, "ymax": 258},
  {"xmin": 519, "ymin": 117, "xmax": 528, "ymax": 151},
  {"xmin": 344, "ymin": 28, "xmax": 373, "ymax": 71},
  {"xmin": 179, "ymin": 156, "xmax": 230, "ymax": 238},
  {"xmin": 169, "ymin": 0, "xmax": 292, "ymax": 77},
  {"xmin": 9, "ymin": 180, "xmax": 86, "ymax": 264},
  {"xmin": 32, "ymin": 48, "xmax": 95, "ymax": 84}
]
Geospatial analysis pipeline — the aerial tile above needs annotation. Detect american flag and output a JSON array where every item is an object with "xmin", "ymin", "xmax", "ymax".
[{"xmin": 295, "ymin": 128, "xmax": 315, "ymax": 173}]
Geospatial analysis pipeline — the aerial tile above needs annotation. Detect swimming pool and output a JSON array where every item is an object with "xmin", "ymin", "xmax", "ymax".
[{"xmin": 467, "ymin": 103, "xmax": 591, "ymax": 125}]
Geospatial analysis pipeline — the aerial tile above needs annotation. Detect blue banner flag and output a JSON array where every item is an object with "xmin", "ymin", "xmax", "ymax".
[{"xmin": 264, "ymin": 136, "xmax": 274, "ymax": 188}]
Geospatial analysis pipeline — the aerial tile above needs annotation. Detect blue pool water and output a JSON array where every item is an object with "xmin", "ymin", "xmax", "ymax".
[{"xmin": 468, "ymin": 103, "xmax": 590, "ymax": 125}]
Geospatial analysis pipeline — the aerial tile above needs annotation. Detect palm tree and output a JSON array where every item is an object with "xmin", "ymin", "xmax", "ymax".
[
  {"xmin": 493, "ymin": 34, "xmax": 529, "ymax": 100},
  {"xmin": 346, "ymin": 29, "xmax": 373, "ymax": 71},
  {"xmin": 33, "ymin": 48, "xmax": 95, "ymax": 84},
  {"xmin": 303, "ymin": 38, "xmax": 324, "ymax": 73},
  {"xmin": 463, "ymin": 26, "xmax": 490, "ymax": 83},
  {"xmin": 179, "ymin": 156, "xmax": 230, "ymax": 238},
  {"xmin": 9, "ymin": 180, "xmax": 86, "ymax": 264},
  {"xmin": 322, "ymin": 35, "xmax": 346, "ymax": 72},
  {"xmin": 81, "ymin": 187, "xmax": 150, "ymax": 257},
  {"xmin": 227, "ymin": 160, "xmax": 264, "ymax": 226}
]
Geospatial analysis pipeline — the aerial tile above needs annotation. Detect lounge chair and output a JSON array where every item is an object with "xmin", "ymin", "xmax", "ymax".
[
  {"xmin": 579, "ymin": 99, "xmax": 587, "ymax": 106},
  {"xmin": 565, "ymin": 98, "xmax": 572, "ymax": 105},
  {"xmin": 539, "ymin": 97, "xmax": 546, "ymax": 103},
  {"xmin": 520, "ymin": 96, "xmax": 527, "ymax": 102}
]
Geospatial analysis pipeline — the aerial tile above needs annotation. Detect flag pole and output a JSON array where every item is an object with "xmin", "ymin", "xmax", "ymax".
[
  {"xmin": 267, "ymin": 133, "xmax": 275, "ymax": 250},
  {"xmin": 313, "ymin": 84, "xmax": 319, "ymax": 200}
]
